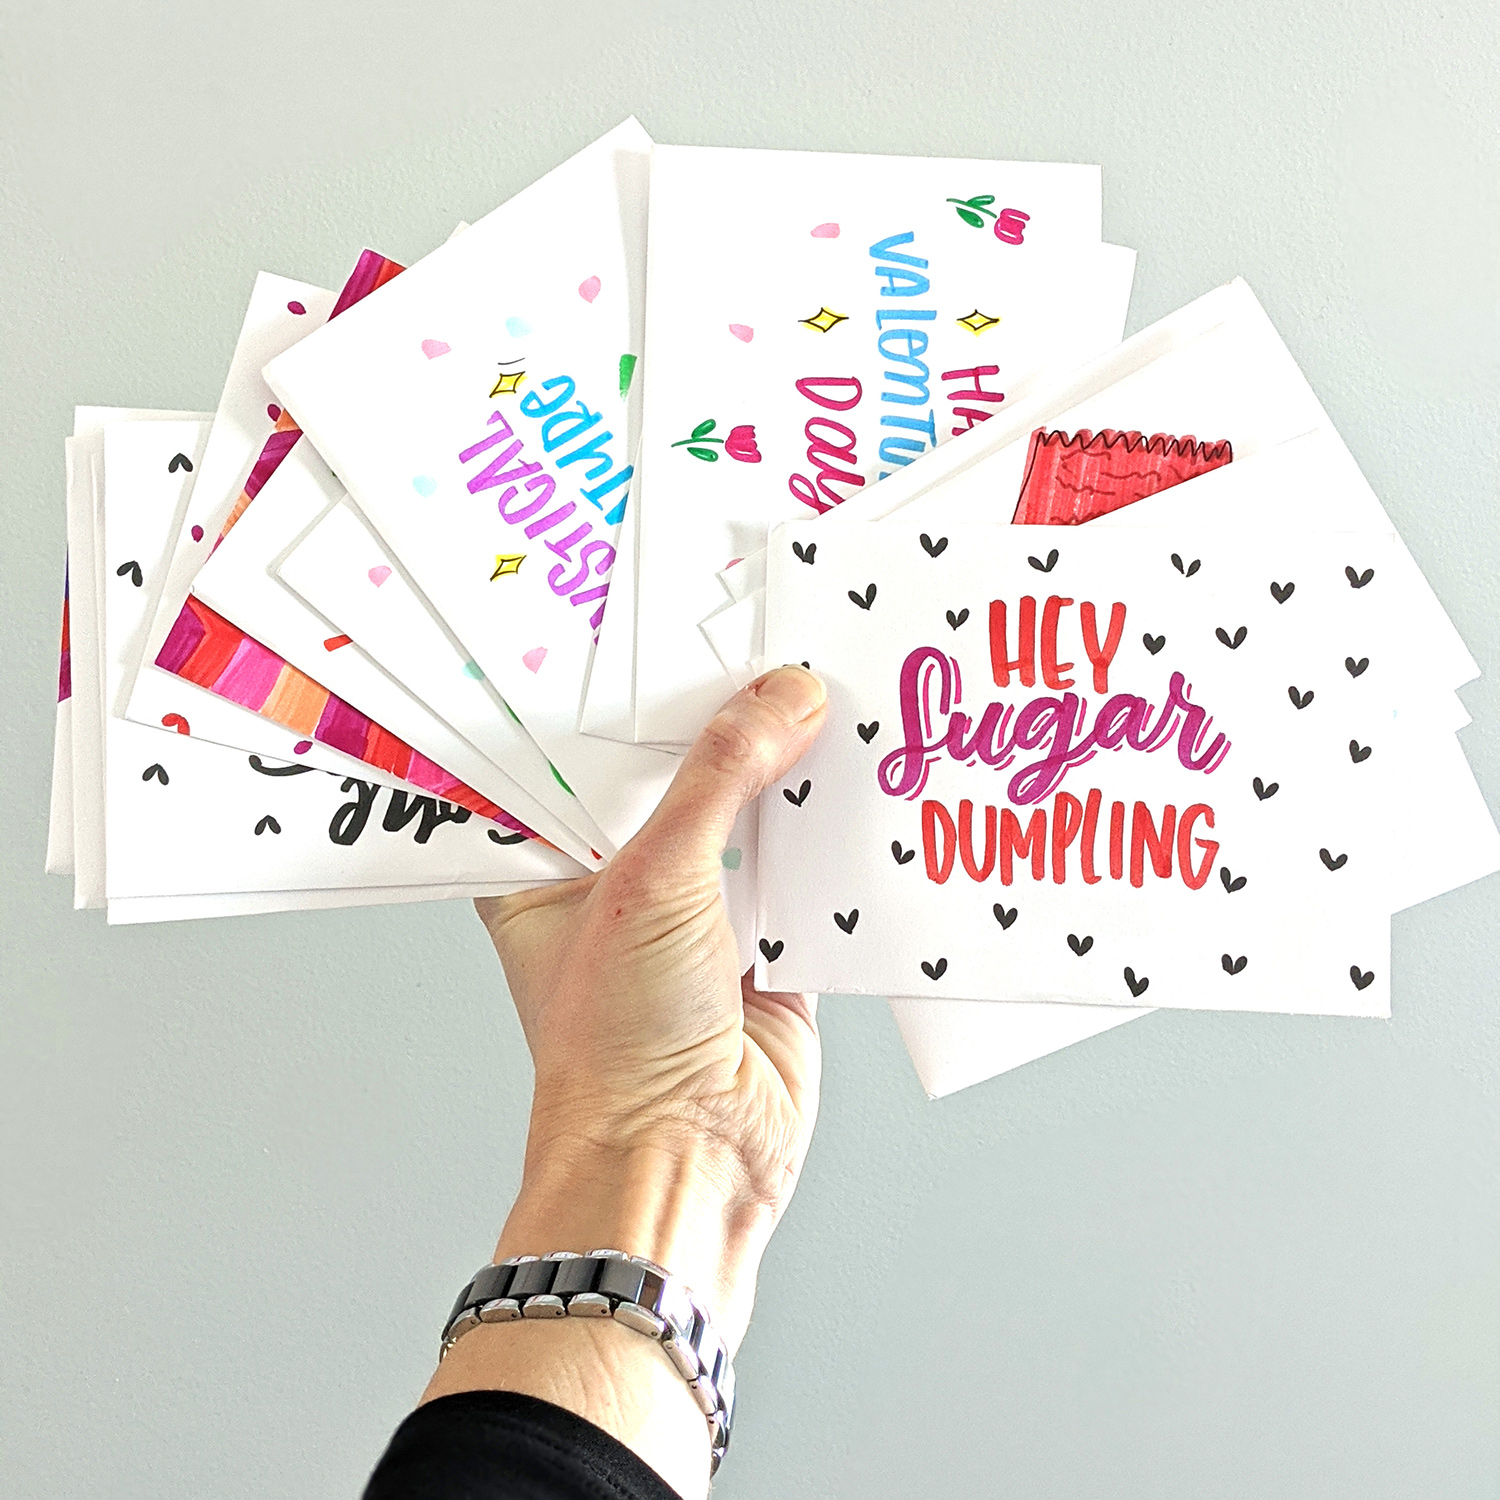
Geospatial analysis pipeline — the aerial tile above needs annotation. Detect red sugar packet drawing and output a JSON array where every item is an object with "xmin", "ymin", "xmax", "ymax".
[{"xmin": 1013, "ymin": 427, "xmax": 1232, "ymax": 524}]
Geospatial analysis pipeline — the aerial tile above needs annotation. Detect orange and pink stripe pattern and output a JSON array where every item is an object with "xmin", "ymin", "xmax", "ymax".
[{"xmin": 154, "ymin": 594, "xmax": 530, "ymax": 833}]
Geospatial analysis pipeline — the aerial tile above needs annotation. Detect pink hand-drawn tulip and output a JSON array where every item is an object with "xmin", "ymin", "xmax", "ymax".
[{"xmin": 725, "ymin": 424, "xmax": 762, "ymax": 463}]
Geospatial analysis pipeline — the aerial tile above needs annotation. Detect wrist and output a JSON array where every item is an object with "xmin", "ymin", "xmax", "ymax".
[{"xmin": 499, "ymin": 1130, "xmax": 773, "ymax": 1347}]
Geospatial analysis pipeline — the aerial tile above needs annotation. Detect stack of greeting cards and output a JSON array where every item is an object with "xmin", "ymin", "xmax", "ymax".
[{"xmin": 47, "ymin": 119, "xmax": 1499, "ymax": 1096}]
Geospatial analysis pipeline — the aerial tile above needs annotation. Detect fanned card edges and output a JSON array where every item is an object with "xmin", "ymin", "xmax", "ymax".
[
  {"xmin": 153, "ymin": 594, "xmax": 533, "ymax": 836},
  {"xmin": 1014, "ymin": 428, "xmax": 1234, "ymax": 525}
]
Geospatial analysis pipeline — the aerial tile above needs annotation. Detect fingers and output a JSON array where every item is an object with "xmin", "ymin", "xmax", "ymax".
[{"xmin": 625, "ymin": 666, "xmax": 827, "ymax": 886}]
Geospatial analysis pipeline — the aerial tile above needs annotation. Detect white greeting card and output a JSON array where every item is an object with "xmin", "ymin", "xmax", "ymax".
[
  {"xmin": 188, "ymin": 444, "xmax": 599, "ymax": 869},
  {"xmin": 100, "ymin": 419, "xmax": 578, "ymax": 902},
  {"xmin": 266, "ymin": 120, "xmax": 680, "ymax": 853},
  {"xmin": 125, "ymin": 273, "xmax": 341, "ymax": 762},
  {"xmin": 66, "ymin": 409, "xmax": 213, "ymax": 907},
  {"xmin": 757, "ymin": 521, "xmax": 1412, "ymax": 1016},
  {"xmin": 629, "ymin": 143, "xmax": 1119, "ymax": 743},
  {"xmin": 709, "ymin": 279, "xmax": 1479, "ymax": 701}
]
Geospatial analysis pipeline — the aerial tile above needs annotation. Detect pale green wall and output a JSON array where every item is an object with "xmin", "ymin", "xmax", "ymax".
[{"xmin": 3, "ymin": 3, "xmax": 1498, "ymax": 1495}]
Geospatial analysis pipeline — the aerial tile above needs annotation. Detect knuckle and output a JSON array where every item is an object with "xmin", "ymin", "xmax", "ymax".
[{"xmin": 696, "ymin": 698, "xmax": 774, "ymax": 781}]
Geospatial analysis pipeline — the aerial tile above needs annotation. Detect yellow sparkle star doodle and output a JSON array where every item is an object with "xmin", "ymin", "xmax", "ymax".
[
  {"xmin": 798, "ymin": 306, "xmax": 849, "ymax": 333},
  {"xmin": 490, "ymin": 553, "xmax": 526, "ymax": 580},
  {"xmin": 957, "ymin": 309, "xmax": 1001, "ymax": 335},
  {"xmin": 489, "ymin": 368, "xmax": 527, "ymax": 396}
]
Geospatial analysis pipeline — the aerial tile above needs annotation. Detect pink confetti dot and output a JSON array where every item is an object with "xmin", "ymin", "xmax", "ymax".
[
  {"xmin": 267, "ymin": 403, "xmax": 281, "ymax": 420},
  {"xmin": 190, "ymin": 525, "xmax": 204, "ymax": 542},
  {"xmin": 578, "ymin": 276, "xmax": 601, "ymax": 303},
  {"xmin": 522, "ymin": 646, "xmax": 548, "ymax": 673},
  {"xmin": 728, "ymin": 323, "xmax": 754, "ymax": 342},
  {"xmin": 811, "ymin": 222, "xmax": 840, "ymax": 238},
  {"xmin": 293, "ymin": 740, "xmax": 312, "ymax": 754},
  {"xmin": 287, "ymin": 300, "xmax": 307, "ymax": 315},
  {"xmin": 421, "ymin": 339, "xmax": 451, "ymax": 359},
  {"xmin": 368, "ymin": 565, "xmax": 392, "ymax": 587}
]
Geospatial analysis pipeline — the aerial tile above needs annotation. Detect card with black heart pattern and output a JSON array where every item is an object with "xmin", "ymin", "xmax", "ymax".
[{"xmin": 757, "ymin": 520, "xmax": 1426, "ymax": 1016}]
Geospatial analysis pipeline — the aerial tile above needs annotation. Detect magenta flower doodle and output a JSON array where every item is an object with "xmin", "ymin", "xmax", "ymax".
[
  {"xmin": 946, "ymin": 195, "xmax": 1031, "ymax": 244},
  {"xmin": 672, "ymin": 418, "xmax": 762, "ymax": 463}
]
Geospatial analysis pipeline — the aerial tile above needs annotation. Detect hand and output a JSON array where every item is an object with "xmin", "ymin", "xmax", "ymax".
[{"xmin": 422, "ymin": 666, "xmax": 828, "ymax": 1496}]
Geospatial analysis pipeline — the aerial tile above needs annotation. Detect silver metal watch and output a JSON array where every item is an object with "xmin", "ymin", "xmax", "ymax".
[{"xmin": 441, "ymin": 1249, "xmax": 736, "ymax": 1475}]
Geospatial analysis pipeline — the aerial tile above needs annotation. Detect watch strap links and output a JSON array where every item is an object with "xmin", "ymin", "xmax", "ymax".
[{"xmin": 440, "ymin": 1249, "xmax": 735, "ymax": 1474}]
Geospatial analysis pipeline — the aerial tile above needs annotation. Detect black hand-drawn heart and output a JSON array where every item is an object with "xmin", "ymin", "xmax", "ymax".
[
  {"xmin": 1220, "ymin": 867, "xmax": 1247, "ymax": 893},
  {"xmin": 1142, "ymin": 633, "xmax": 1166, "ymax": 655},
  {"xmin": 1349, "ymin": 740, "xmax": 1372, "ymax": 763},
  {"xmin": 167, "ymin": 452, "xmax": 193, "ymax": 474},
  {"xmin": 1067, "ymin": 933, "xmax": 1094, "ymax": 956},
  {"xmin": 488, "ymin": 829, "xmax": 526, "ymax": 845},
  {"xmin": 848, "ymin": 583, "xmax": 877, "ymax": 609},
  {"xmin": 946, "ymin": 608, "xmax": 969, "ymax": 630},
  {"xmin": 759, "ymin": 938, "xmax": 784, "ymax": 962},
  {"xmin": 1345, "ymin": 656, "xmax": 1369, "ymax": 678},
  {"xmin": 1171, "ymin": 553, "xmax": 1202, "ymax": 577},
  {"xmin": 791, "ymin": 540, "xmax": 817, "ymax": 564},
  {"xmin": 248, "ymin": 753, "xmax": 315, "ymax": 777},
  {"xmin": 1253, "ymin": 776, "xmax": 1279, "ymax": 800},
  {"xmin": 1028, "ymin": 549, "xmax": 1059, "ymax": 573},
  {"xmin": 783, "ymin": 779, "xmax": 811, "ymax": 806},
  {"xmin": 1320, "ymin": 848, "xmax": 1348, "ymax": 870},
  {"xmin": 1221, "ymin": 953, "xmax": 1248, "ymax": 975},
  {"xmin": 1216, "ymin": 625, "xmax": 1248, "ymax": 649},
  {"xmin": 1270, "ymin": 581, "xmax": 1295, "ymax": 603},
  {"xmin": 992, "ymin": 903, "xmax": 1018, "ymax": 929},
  {"xmin": 920, "ymin": 533, "xmax": 948, "ymax": 558},
  {"xmin": 254, "ymin": 814, "xmax": 281, "ymax": 836},
  {"xmin": 142, "ymin": 763, "xmax": 169, "ymax": 784},
  {"xmin": 1287, "ymin": 685, "xmax": 1314, "ymax": 709},
  {"xmin": 1345, "ymin": 565, "xmax": 1374, "ymax": 589},
  {"xmin": 1124, "ymin": 967, "xmax": 1150, "ymax": 998},
  {"xmin": 891, "ymin": 841, "xmax": 915, "ymax": 865},
  {"xmin": 857, "ymin": 721, "xmax": 880, "ymax": 743},
  {"xmin": 1350, "ymin": 965, "xmax": 1375, "ymax": 991},
  {"xmin": 834, "ymin": 909, "xmax": 859, "ymax": 934},
  {"xmin": 116, "ymin": 560, "xmax": 143, "ymax": 587},
  {"xmin": 921, "ymin": 957, "xmax": 948, "ymax": 980}
]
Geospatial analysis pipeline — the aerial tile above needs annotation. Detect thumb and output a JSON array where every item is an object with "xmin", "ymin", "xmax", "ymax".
[{"xmin": 626, "ymin": 665, "xmax": 827, "ymax": 883}]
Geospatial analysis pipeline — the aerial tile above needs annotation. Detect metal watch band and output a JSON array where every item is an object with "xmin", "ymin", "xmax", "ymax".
[{"xmin": 440, "ymin": 1250, "xmax": 736, "ymax": 1474}]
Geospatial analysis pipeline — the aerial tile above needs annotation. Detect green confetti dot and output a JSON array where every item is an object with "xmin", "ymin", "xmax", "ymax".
[
  {"xmin": 720, "ymin": 847, "xmax": 743, "ymax": 871},
  {"xmin": 462, "ymin": 661, "xmax": 484, "ymax": 679},
  {"xmin": 618, "ymin": 353, "xmax": 638, "ymax": 396}
]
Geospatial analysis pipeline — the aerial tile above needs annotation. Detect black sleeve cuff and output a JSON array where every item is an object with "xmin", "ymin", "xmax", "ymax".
[{"xmin": 363, "ymin": 1389, "xmax": 683, "ymax": 1500}]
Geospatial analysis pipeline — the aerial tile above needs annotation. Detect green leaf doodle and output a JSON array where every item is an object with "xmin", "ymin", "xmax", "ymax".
[{"xmin": 691, "ymin": 418, "xmax": 717, "ymax": 439}]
